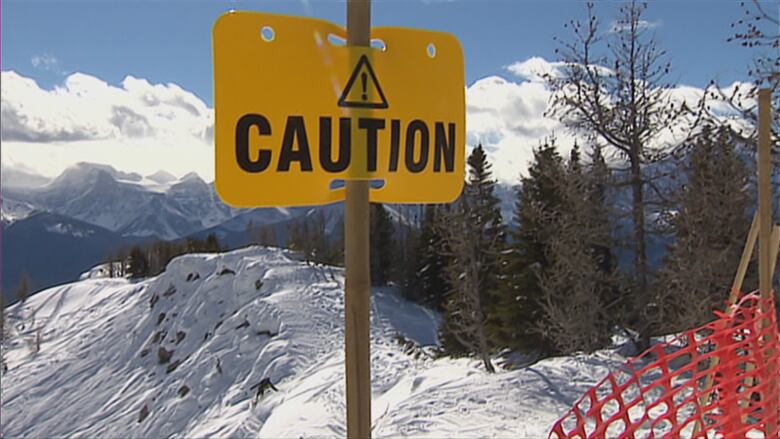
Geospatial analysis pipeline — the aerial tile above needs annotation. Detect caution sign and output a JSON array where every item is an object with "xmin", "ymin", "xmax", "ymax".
[
  {"xmin": 213, "ymin": 12, "xmax": 465, "ymax": 207},
  {"xmin": 338, "ymin": 55, "xmax": 388, "ymax": 109}
]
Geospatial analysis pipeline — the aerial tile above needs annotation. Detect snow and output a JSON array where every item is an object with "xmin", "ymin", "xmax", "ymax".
[
  {"xmin": 0, "ymin": 198, "xmax": 37, "ymax": 224},
  {"xmin": 1, "ymin": 246, "xmax": 631, "ymax": 438},
  {"xmin": 43, "ymin": 222, "xmax": 95, "ymax": 237}
]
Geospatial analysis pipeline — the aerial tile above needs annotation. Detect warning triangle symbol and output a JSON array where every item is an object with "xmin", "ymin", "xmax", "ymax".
[{"xmin": 338, "ymin": 55, "xmax": 389, "ymax": 109}]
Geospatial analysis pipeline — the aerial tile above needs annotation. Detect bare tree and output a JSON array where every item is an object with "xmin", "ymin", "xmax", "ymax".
[
  {"xmin": 545, "ymin": 1, "xmax": 693, "ymax": 346},
  {"xmin": 247, "ymin": 220, "xmax": 278, "ymax": 247},
  {"xmin": 713, "ymin": 0, "xmax": 779, "ymax": 159}
]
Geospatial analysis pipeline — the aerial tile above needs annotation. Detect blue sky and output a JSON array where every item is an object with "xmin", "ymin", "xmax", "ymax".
[{"xmin": 2, "ymin": 0, "xmax": 756, "ymax": 106}]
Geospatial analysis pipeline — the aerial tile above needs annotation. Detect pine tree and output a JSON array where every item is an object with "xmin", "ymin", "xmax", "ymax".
[
  {"xmin": 1, "ymin": 292, "xmax": 7, "ymax": 340},
  {"xmin": 129, "ymin": 245, "xmax": 150, "ymax": 278},
  {"xmin": 438, "ymin": 144, "xmax": 505, "ymax": 368},
  {"xmin": 412, "ymin": 204, "xmax": 450, "ymax": 310},
  {"xmin": 466, "ymin": 145, "xmax": 507, "ymax": 346},
  {"xmin": 494, "ymin": 138, "xmax": 566, "ymax": 354},
  {"xmin": 651, "ymin": 125, "xmax": 753, "ymax": 334},
  {"xmin": 535, "ymin": 144, "xmax": 616, "ymax": 354},
  {"xmin": 370, "ymin": 203, "xmax": 395, "ymax": 286},
  {"xmin": 205, "ymin": 234, "xmax": 221, "ymax": 252},
  {"xmin": 437, "ymin": 196, "xmax": 496, "ymax": 372},
  {"xmin": 396, "ymin": 206, "xmax": 423, "ymax": 300},
  {"xmin": 15, "ymin": 273, "xmax": 31, "ymax": 304}
]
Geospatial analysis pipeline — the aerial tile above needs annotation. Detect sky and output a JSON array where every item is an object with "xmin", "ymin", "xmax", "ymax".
[{"xmin": 0, "ymin": 0, "xmax": 764, "ymax": 183}]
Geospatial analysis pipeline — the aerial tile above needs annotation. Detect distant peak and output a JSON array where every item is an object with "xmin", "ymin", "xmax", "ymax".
[
  {"xmin": 180, "ymin": 172, "xmax": 204, "ymax": 183},
  {"xmin": 147, "ymin": 170, "xmax": 177, "ymax": 184}
]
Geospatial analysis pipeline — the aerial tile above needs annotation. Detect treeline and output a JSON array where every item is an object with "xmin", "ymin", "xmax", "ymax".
[
  {"xmin": 107, "ymin": 234, "xmax": 223, "ymax": 278},
  {"xmin": 423, "ymin": 120, "xmax": 756, "ymax": 369}
]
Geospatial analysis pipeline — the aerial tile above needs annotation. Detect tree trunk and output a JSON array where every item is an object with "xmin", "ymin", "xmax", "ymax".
[
  {"xmin": 630, "ymin": 154, "xmax": 650, "ymax": 349},
  {"xmin": 481, "ymin": 352, "xmax": 495, "ymax": 373}
]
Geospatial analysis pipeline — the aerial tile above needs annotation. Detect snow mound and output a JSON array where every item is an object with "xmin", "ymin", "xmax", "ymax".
[{"xmin": 1, "ymin": 246, "xmax": 628, "ymax": 438}]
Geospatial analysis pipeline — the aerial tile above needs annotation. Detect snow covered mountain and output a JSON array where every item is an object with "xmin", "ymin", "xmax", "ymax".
[
  {"xmin": 2, "ymin": 163, "xmax": 242, "ymax": 240},
  {"xmin": 1, "ymin": 246, "xmax": 628, "ymax": 437}
]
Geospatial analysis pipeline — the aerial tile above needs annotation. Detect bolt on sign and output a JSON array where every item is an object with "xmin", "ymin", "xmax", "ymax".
[{"xmin": 213, "ymin": 11, "xmax": 465, "ymax": 206}]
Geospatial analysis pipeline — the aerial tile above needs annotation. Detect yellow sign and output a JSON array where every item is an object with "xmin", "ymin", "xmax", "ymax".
[{"xmin": 213, "ymin": 11, "xmax": 465, "ymax": 207}]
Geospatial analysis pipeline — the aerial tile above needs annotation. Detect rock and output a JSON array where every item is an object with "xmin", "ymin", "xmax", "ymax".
[
  {"xmin": 217, "ymin": 267, "xmax": 236, "ymax": 276},
  {"xmin": 138, "ymin": 404, "xmax": 149, "ymax": 423},
  {"xmin": 235, "ymin": 320, "xmax": 250, "ymax": 330},
  {"xmin": 152, "ymin": 330, "xmax": 167, "ymax": 344},
  {"xmin": 157, "ymin": 347, "xmax": 173, "ymax": 364},
  {"xmin": 250, "ymin": 378, "xmax": 278, "ymax": 404},
  {"xmin": 149, "ymin": 294, "xmax": 159, "ymax": 309},
  {"xmin": 186, "ymin": 272, "xmax": 200, "ymax": 282},
  {"xmin": 177, "ymin": 384, "xmax": 190, "ymax": 398},
  {"xmin": 162, "ymin": 285, "xmax": 176, "ymax": 297},
  {"xmin": 175, "ymin": 331, "xmax": 186, "ymax": 345},
  {"xmin": 166, "ymin": 359, "xmax": 181, "ymax": 374},
  {"xmin": 140, "ymin": 348, "xmax": 150, "ymax": 358},
  {"xmin": 255, "ymin": 279, "xmax": 264, "ymax": 290},
  {"xmin": 157, "ymin": 313, "xmax": 166, "ymax": 326}
]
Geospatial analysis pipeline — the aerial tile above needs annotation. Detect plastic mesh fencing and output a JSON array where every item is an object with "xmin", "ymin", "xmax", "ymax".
[{"xmin": 549, "ymin": 290, "xmax": 780, "ymax": 439}]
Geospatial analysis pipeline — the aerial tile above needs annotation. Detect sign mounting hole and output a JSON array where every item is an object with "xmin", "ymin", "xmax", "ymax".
[
  {"xmin": 261, "ymin": 26, "xmax": 275, "ymax": 42},
  {"xmin": 426, "ymin": 43, "xmax": 437, "ymax": 58},
  {"xmin": 328, "ymin": 33, "xmax": 347, "ymax": 46},
  {"xmin": 370, "ymin": 39, "xmax": 387, "ymax": 51}
]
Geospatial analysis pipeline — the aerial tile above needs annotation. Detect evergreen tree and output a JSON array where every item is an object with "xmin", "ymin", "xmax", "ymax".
[
  {"xmin": 438, "ymin": 144, "xmax": 505, "ymax": 366},
  {"xmin": 15, "ymin": 273, "xmax": 30, "ymax": 304},
  {"xmin": 494, "ymin": 138, "xmax": 566, "ymax": 354},
  {"xmin": 437, "ymin": 196, "xmax": 495, "ymax": 371},
  {"xmin": 129, "ymin": 245, "xmax": 150, "ymax": 278},
  {"xmin": 396, "ymin": 206, "xmax": 423, "ymax": 300},
  {"xmin": 205, "ymin": 233, "xmax": 221, "ymax": 252},
  {"xmin": 0, "ymin": 293, "xmax": 6, "ymax": 342},
  {"xmin": 535, "ymin": 143, "xmax": 616, "ymax": 354},
  {"xmin": 651, "ymin": 125, "xmax": 753, "ymax": 333},
  {"xmin": 370, "ymin": 203, "xmax": 395, "ymax": 286},
  {"xmin": 465, "ymin": 145, "xmax": 506, "ymax": 344},
  {"xmin": 412, "ymin": 204, "xmax": 450, "ymax": 310}
]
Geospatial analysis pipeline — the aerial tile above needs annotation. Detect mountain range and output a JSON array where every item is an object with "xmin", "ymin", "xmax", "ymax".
[{"xmin": 0, "ymin": 163, "xmax": 310, "ymax": 301}]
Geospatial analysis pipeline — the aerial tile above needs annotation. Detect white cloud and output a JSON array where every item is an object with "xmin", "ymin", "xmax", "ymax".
[
  {"xmin": 0, "ymin": 59, "xmax": 754, "ymax": 186},
  {"xmin": 31, "ymin": 54, "xmax": 61, "ymax": 72},
  {"xmin": 609, "ymin": 19, "xmax": 662, "ymax": 34},
  {"xmin": 465, "ymin": 74, "xmax": 577, "ymax": 183},
  {"xmin": 1, "ymin": 70, "xmax": 214, "ymax": 180},
  {"xmin": 505, "ymin": 56, "xmax": 567, "ymax": 82}
]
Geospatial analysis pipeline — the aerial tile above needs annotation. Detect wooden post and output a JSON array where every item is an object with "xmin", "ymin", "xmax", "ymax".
[
  {"xmin": 757, "ymin": 87, "xmax": 775, "ymax": 436},
  {"xmin": 696, "ymin": 90, "xmax": 775, "ymax": 435},
  {"xmin": 771, "ymin": 225, "xmax": 779, "ymax": 279},
  {"xmin": 345, "ymin": 1, "xmax": 372, "ymax": 438},
  {"xmin": 730, "ymin": 213, "xmax": 759, "ymax": 304},
  {"xmin": 758, "ymin": 88, "xmax": 773, "ymax": 303}
]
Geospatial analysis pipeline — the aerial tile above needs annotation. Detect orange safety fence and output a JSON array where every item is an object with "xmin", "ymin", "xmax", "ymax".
[{"xmin": 549, "ymin": 290, "xmax": 780, "ymax": 439}]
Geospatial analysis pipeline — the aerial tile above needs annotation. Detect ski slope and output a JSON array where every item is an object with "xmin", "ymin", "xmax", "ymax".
[{"xmin": 1, "ymin": 246, "xmax": 630, "ymax": 438}]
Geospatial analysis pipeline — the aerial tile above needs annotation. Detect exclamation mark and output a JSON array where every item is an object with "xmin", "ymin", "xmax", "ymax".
[{"xmin": 361, "ymin": 72, "xmax": 367, "ymax": 101}]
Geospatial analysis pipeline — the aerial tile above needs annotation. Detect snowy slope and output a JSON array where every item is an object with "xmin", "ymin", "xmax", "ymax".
[{"xmin": 1, "ymin": 247, "xmax": 628, "ymax": 438}]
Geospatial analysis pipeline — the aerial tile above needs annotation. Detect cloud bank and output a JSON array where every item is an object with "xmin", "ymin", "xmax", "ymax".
[
  {"xmin": 0, "ymin": 58, "xmax": 752, "ymax": 185},
  {"xmin": 1, "ymin": 70, "xmax": 214, "ymax": 179}
]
